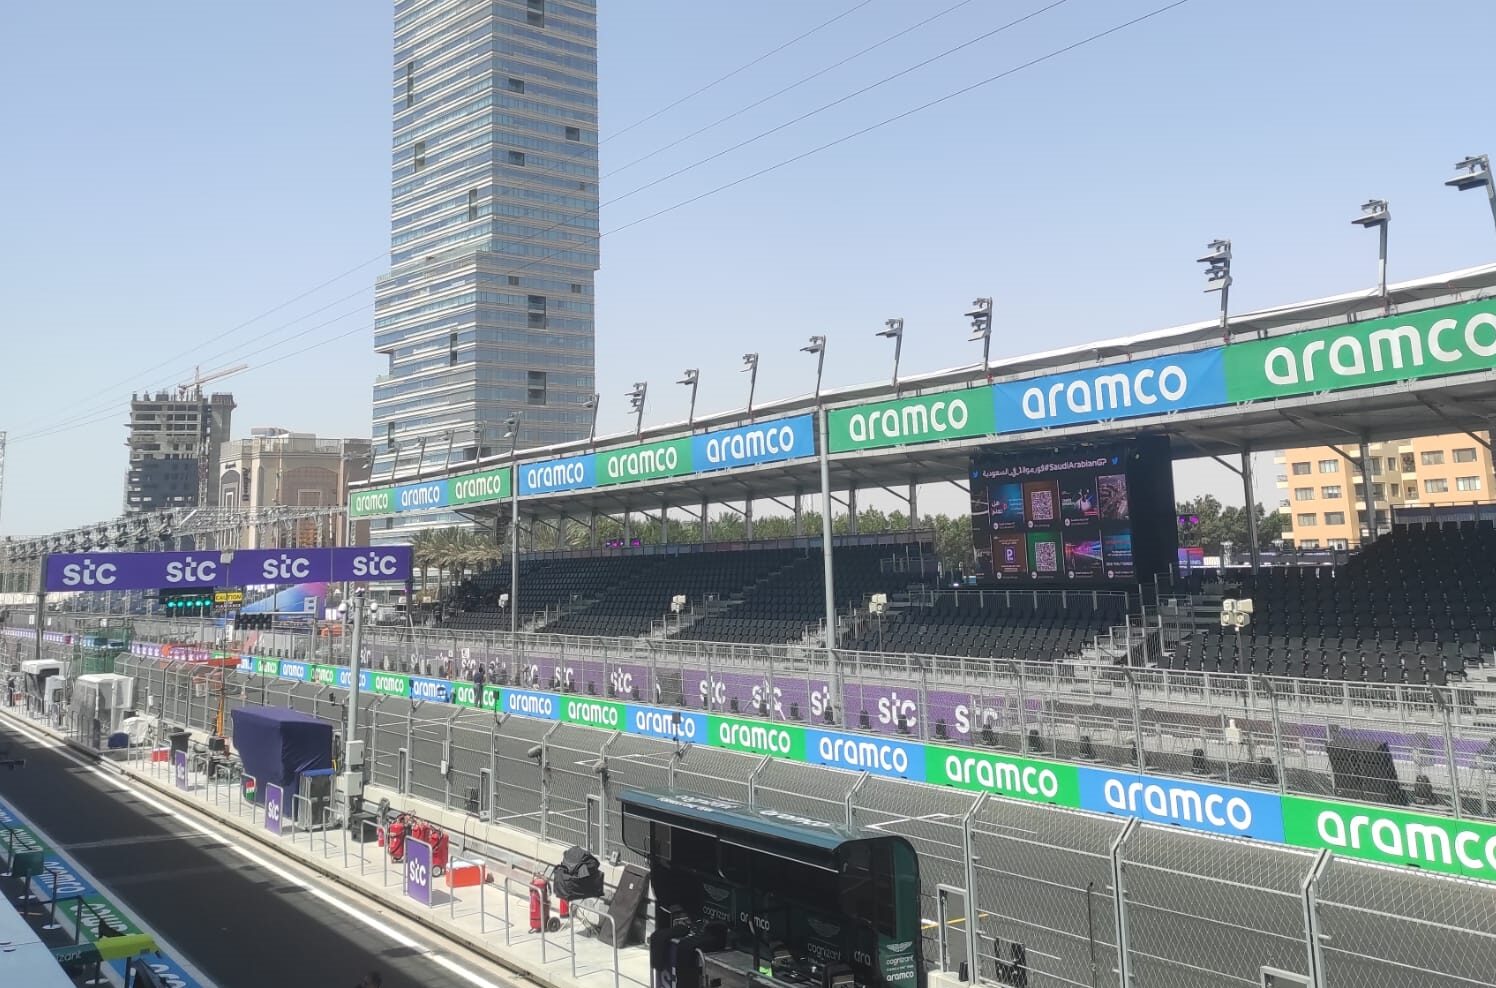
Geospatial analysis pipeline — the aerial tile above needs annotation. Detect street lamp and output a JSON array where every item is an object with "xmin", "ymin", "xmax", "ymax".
[
  {"xmin": 583, "ymin": 393, "xmax": 599, "ymax": 444},
  {"xmin": 1351, "ymin": 198, "xmax": 1391, "ymax": 303},
  {"xmin": 502, "ymin": 413, "xmax": 522, "ymax": 641},
  {"xmin": 741, "ymin": 353, "xmax": 759, "ymax": 417},
  {"xmin": 801, "ymin": 335, "xmax": 827, "ymax": 401},
  {"xmin": 626, "ymin": 382, "xmax": 648, "ymax": 438},
  {"xmin": 678, "ymin": 369, "xmax": 700, "ymax": 426},
  {"xmin": 877, "ymin": 318, "xmax": 904, "ymax": 390},
  {"xmin": 1197, "ymin": 239, "xmax": 1232, "ymax": 342},
  {"xmin": 1446, "ymin": 154, "xmax": 1496, "ymax": 235},
  {"xmin": 966, "ymin": 297, "xmax": 993, "ymax": 377}
]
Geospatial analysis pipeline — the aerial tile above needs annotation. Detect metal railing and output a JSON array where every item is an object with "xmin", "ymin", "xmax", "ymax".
[{"xmin": 33, "ymin": 655, "xmax": 1494, "ymax": 988}]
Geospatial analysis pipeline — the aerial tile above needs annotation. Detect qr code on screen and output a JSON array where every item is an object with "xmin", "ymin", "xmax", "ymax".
[
  {"xmin": 1029, "ymin": 490, "xmax": 1054, "ymax": 521},
  {"xmin": 1033, "ymin": 541, "xmax": 1058, "ymax": 572}
]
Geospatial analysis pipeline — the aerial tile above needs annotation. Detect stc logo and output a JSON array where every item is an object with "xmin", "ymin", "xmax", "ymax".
[
  {"xmin": 165, "ymin": 556, "xmax": 218, "ymax": 584},
  {"xmin": 60, "ymin": 558, "xmax": 118, "ymax": 587},
  {"xmin": 352, "ymin": 551, "xmax": 402, "ymax": 578},
  {"xmin": 262, "ymin": 554, "xmax": 312, "ymax": 581}
]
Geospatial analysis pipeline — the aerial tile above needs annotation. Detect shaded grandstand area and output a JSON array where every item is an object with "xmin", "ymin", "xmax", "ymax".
[
  {"xmin": 432, "ymin": 521, "xmax": 1496, "ymax": 688},
  {"xmin": 1164, "ymin": 520, "xmax": 1495, "ymax": 684}
]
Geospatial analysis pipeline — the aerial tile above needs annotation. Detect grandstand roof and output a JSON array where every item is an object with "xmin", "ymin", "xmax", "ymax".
[{"xmin": 357, "ymin": 262, "xmax": 1496, "ymax": 520}]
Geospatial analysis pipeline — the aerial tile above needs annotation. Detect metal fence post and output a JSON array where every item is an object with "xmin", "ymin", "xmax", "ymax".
[
  {"xmin": 961, "ymin": 793, "xmax": 987, "ymax": 982},
  {"xmin": 1123, "ymin": 671, "xmax": 1145, "ymax": 772},
  {"xmin": 539, "ymin": 722, "xmax": 559, "ymax": 842},
  {"xmin": 1301, "ymin": 849, "xmax": 1331, "ymax": 988},
  {"xmin": 747, "ymin": 755, "xmax": 770, "ymax": 809},
  {"xmin": 1110, "ymin": 818, "xmax": 1139, "ymax": 987},
  {"xmin": 844, "ymin": 773, "xmax": 869, "ymax": 828},
  {"xmin": 1436, "ymin": 688, "xmax": 1464, "ymax": 818},
  {"xmin": 598, "ymin": 732, "xmax": 618, "ymax": 854},
  {"xmin": 1263, "ymin": 676, "xmax": 1288, "ymax": 794},
  {"xmin": 1012, "ymin": 661, "xmax": 1029, "ymax": 743}
]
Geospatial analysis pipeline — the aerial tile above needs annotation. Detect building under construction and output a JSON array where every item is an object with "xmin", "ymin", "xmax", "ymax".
[{"xmin": 124, "ymin": 387, "xmax": 235, "ymax": 513}]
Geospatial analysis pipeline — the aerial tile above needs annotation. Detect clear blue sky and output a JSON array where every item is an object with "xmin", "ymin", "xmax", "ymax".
[{"xmin": 2, "ymin": 0, "xmax": 1492, "ymax": 535}]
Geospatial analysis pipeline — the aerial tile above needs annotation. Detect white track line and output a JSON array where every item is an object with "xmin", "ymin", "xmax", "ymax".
[{"xmin": 1, "ymin": 716, "xmax": 522, "ymax": 988}]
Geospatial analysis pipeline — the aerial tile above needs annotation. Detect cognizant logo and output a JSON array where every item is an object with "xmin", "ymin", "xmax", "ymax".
[{"xmin": 1102, "ymin": 777, "xmax": 1252, "ymax": 831}]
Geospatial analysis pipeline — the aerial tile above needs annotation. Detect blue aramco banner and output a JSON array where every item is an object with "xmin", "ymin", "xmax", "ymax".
[
  {"xmin": 518, "ymin": 453, "xmax": 597, "ymax": 495},
  {"xmin": 691, "ymin": 415, "xmax": 815, "ymax": 473},
  {"xmin": 992, "ymin": 349, "xmax": 1227, "ymax": 432},
  {"xmin": 1077, "ymin": 766, "xmax": 1286, "ymax": 842}
]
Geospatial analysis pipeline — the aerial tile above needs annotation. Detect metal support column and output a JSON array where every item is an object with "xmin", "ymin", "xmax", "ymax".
[
  {"xmin": 1359, "ymin": 439, "xmax": 1377, "ymax": 543},
  {"xmin": 960, "ymin": 794, "xmax": 988, "ymax": 982},
  {"xmin": 1301, "ymin": 849, "xmax": 1331, "ymax": 987},
  {"xmin": 908, "ymin": 482, "xmax": 918, "ymax": 529},
  {"xmin": 700, "ymin": 496, "xmax": 710, "ymax": 542},
  {"xmin": 847, "ymin": 486, "xmax": 859, "ymax": 535},
  {"xmin": 819, "ymin": 408, "xmax": 842, "ymax": 724},
  {"xmin": 744, "ymin": 498, "xmax": 754, "ymax": 541},
  {"xmin": 1241, "ymin": 448, "xmax": 1261, "ymax": 572},
  {"xmin": 794, "ymin": 492, "xmax": 804, "ymax": 538},
  {"xmin": 1110, "ymin": 819, "xmax": 1139, "ymax": 988}
]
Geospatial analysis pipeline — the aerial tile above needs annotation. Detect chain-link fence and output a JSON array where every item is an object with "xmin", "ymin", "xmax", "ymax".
[
  {"xmin": 11, "ymin": 633, "xmax": 1496, "ymax": 985},
  {"xmin": 37, "ymin": 618, "xmax": 1496, "ymax": 827}
]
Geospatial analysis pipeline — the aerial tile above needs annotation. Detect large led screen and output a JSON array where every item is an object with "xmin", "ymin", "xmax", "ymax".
[{"xmin": 969, "ymin": 439, "xmax": 1174, "ymax": 584}]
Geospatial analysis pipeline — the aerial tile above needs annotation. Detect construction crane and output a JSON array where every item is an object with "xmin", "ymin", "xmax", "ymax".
[
  {"xmin": 177, "ymin": 363, "xmax": 247, "ymax": 399},
  {"xmin": 176, "ymin": 364, "xmax": 247, "ymax": 506}
]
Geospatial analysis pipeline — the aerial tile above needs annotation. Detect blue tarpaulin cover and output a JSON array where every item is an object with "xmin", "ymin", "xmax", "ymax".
[{"xmin": 229, "ymin": 706, "xmax": 333, "ymax": 791}]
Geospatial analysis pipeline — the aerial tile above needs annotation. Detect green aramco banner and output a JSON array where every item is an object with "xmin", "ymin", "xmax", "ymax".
[{"xmin": 1223, "ymin": 299, "xmax": 1496, "ymax": 402}]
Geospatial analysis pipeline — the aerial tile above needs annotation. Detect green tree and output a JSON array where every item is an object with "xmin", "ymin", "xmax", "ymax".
[{"xmin": 1177, "ymin": 495, "xmax": 1285, "ymax": 553}]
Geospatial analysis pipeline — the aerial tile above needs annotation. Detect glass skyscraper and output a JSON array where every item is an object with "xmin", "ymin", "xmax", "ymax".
[{"xmin": 372, "ymin": 0, "xmax": 598, "ymax": 535}]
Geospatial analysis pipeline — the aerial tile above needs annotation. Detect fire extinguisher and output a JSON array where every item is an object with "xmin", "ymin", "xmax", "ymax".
[{"xmin": 530, "ymin": 877, "xmax": 561, "ymax": 933}]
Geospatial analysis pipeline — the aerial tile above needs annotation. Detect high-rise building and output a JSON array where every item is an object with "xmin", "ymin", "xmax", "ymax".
[
  {"xmin": 1275, "ymin": 433, "xmax": 1496, "ymax": 547},
  {"xmin": 370, "ymin": 0, "xmax": 599, "ymax": 538},
  {"xmin": 124, "ymin": 390, "xmax": 235, "ymax": 513},
  {"xmin": 218, "ymin": 429, "xmax": 373, "ymax": 548}
]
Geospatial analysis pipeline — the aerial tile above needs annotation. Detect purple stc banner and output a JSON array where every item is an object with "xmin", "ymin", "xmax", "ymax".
[
  {"xmin": 173, "ymin": 750, "xmax": 189, "ymax": 791},
  {"xmin": 265, "ymin": 783, "xmax": 284, "ymax": 836},
  {"xmin": 404, "ymin": 837, "xmax": 433, "ymax": 906},
  {"xmin": 44, "ymin": 546, "xmax": 413, "ymax": 593}
]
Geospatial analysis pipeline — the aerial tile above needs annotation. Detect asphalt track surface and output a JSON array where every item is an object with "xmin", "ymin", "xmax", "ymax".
[{"xmin": 0, "ymin": 718, "xmax": 528, "ymax": 988}]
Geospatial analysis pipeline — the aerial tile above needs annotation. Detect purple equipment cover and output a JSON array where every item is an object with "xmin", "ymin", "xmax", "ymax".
[{"xmin": 229, "ymin": 706, "xmax": 334, "ymax": 791}]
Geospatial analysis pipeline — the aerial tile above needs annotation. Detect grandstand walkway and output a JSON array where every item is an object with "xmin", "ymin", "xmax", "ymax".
[{"xmin": 0, "ymin": 708, "xmax": 650, "ymax": 988}]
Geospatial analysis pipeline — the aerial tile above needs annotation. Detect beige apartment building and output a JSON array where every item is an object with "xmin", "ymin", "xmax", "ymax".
[
  {"xmin": 1275, "ymin": 433, "xmax": 1496, "ymax": 548},
  {"xmin": 218, "ymin": 429, "xmax": 372, "ymax": 548}
]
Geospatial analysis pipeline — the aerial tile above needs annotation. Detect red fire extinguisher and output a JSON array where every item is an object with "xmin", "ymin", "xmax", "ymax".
[{"xmin": 530, "ymin": 877, "xmax": 561, "ymax": 933}]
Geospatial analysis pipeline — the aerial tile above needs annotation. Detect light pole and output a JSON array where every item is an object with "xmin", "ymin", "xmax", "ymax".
[
  {"xmin": 583, "ymin": 393, "xmax": 600, "ymax": 444},
  {"xmin": 1446, "ymin": 154, "xmax": 1496, "ymax": 236},
  {"xmin": 626, "ymin": 383, "xmax": 647, "ymax": 438},
  {"xmin": 877, "ymin": 319, "xmax": 904, "ymax": 390},
  {"xmin": 678, "ymin": 369, "xmax": 700, "ymax": 426},
  {"xmin": 966, "ymin": 297, "xmax": 993, "ymax": 378},
  {"xmin": 1220, "ymin": 597, "xmax": 1255, "ymax": 756},
  {"xmin": 741, "ymin": 353, "xmax": 759, "ymax": 417},
  {"xmin": 1351, "ymin": 199, "xmax": 1391, "ymax": 304},
  {"xmin": 801, "ymin": 335, "xmax": 826, "ymax": 401},
  {"xmin": 1197, "ymin": 239, "xmax": 1232, "ymax": 343},
  {"xmin": 503, "ymin": 413, "xmax": 522, "ymax": 641}
]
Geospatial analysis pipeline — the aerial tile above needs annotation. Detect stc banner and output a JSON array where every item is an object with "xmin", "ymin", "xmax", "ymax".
[{"xmin": 44, "ymin": 545, "xmax": 413, "ymax": 593}]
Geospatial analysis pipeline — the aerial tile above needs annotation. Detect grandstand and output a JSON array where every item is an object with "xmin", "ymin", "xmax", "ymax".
[{"xmin": 1161, "ymin": 521, "xmax": 1495, "ymax": 683}]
